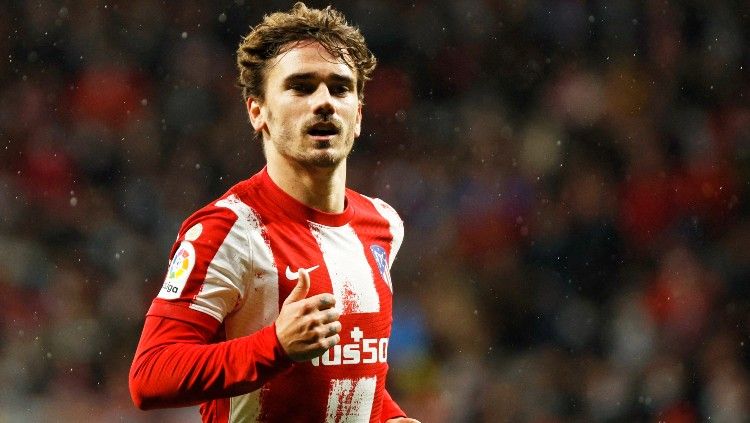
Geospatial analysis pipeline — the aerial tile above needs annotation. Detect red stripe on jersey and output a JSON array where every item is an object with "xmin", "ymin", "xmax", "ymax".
[
  {"xmin": 239, "ymin": 170, "xmax": 395, "ymax": 422},
  {"xmin": 170, "ymin": 203, "xmax": 239, "ymax": 304},
  {"xmin": 245, "ymin": 184, "xmax": 334, "ymax": 423},
  {"xmin": 344, "ymin": 193, "xmax": 396, "ymax": 422},
  {"xmin": 347, "ymin": 192, "xmax": 396, "ymax": 296},
  {"xmin": 249, "ymin": 169, "xmax": 350, "ymax": 308}
]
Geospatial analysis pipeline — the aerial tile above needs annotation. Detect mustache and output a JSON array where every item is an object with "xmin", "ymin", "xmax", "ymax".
[{"xmin": 303, "ymin": 116, "xmax": 343, "ymax": 132}]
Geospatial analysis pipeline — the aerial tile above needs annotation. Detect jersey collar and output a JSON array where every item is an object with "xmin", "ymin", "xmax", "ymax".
[{"xmin": 259, "ymin": 167, "xmax": 355, "ymax": 227}]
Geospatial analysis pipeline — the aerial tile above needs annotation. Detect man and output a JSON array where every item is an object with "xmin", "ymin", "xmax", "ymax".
[{"xmin": 129, "ymin": 3, "xmax": 420, "ymax": 423}]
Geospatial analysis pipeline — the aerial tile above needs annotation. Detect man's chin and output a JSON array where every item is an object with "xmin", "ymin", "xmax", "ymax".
[
  {"xmin": 309, "ymin": 154, "xmax": 342, "ymax": 168},
  {"xmin": 301, "ymin": 151, "xmax": 344, "ymax": 168}
]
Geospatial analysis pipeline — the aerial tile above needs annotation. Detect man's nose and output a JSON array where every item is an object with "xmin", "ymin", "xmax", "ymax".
[{"xmin": 310, "ymin": 84, "xmax": 335, "ymax": 118}]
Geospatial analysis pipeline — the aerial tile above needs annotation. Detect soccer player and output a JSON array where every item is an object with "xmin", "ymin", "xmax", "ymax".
[{"xmin": 128, "ymin": 3, "xmax": 420, "ymax": 423}]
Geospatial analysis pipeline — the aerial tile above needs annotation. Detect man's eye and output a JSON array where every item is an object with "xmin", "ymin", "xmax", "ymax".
[
  {"xmin": 330, "ymin": 85, "xmax": 350, "ymax": 96},
  {"xmin": 290, "ymin": 84, "xmax": 314, "ymax": 94}
]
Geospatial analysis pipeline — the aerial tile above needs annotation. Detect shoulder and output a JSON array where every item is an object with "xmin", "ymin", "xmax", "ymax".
[
  {"xmin": 347, "ymin": 189, "xmax": 406, "ymax": 264},
  {"xmin": 347, "ymin": 190, "xmax": 405, "ymax": 252},
  {"xmin": 176, "ymin": 177, "xmax": 263, "ymax": 241},
  {"xmin": 348, "ymin": 189, "xmax": 403, "ymax": 227}
]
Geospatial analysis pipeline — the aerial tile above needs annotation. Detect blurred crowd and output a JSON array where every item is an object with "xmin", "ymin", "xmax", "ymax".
[{"xmin": 1, "ymin": 0, "xmax": 749, "ymax": 421}]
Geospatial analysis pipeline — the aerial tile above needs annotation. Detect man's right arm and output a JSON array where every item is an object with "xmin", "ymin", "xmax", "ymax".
[
  {"xmin": 129, "ymin": 306, "xmax": 291, "ymax": 409},
  {"xmin": 129, "ymin": 268, "xmax": 341, "ymax": 409}
]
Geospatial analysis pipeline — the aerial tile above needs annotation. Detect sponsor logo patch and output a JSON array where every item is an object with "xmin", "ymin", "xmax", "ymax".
[
  {"xmin": 312, "ymin": 327, "xmax": 388, "ymax": 367},
  {"xmin": 370, "ymin": 245, "xmax": 392, "ymax": 291},
  {"xmin": 285, "ymin": 264, "xmax": 320, "ymax": 280},
  {"xmin": 158, "ymin": 241, "xmax": 195, "ymax": 299}
]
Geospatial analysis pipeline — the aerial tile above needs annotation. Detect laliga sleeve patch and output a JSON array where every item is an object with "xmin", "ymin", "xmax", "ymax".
[{"xmin": 158, "ymin": 241, "xmax": 196, "ymax": 300}]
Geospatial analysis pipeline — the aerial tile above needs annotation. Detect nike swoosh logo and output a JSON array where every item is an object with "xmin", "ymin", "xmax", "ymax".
[{"xmin": 285, "ymin": 265, "xmax": 320, "ymax": 280}]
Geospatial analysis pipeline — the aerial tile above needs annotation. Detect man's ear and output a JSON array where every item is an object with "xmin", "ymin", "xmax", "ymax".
[
  {"xmin": 247, "ymin": 97, "xmax": 266, "ymax": 135},
  {"xmin": 354, "ymin": 101, "xmax": 362, "ymax": 138}
]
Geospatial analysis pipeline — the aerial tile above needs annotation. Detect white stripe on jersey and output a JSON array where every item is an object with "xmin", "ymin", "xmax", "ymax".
[
  {"xmin": 324, "ymin": 377, "xmax": 377, "ymax": 423},
  {"xmin": 367, "ymin": 198, "xmax": 404, "ymax": 269},
  {"xmin": 310, "ymin": 223, "xmax": 380, "ymax": 314},
  {"xmin": 229, "ymin": 389, "xmax": 261, "ymax": 423},
  {"xmin": 217, "ymin": 196, "xmax": 279, "ymax": 422},
  {"xmin": 224, "ymin": 204, "xmax": 280, "ymax": 334},
  {"xmin": 226, "ymin": 240, "xmax": 276, "ymax": 420},
  {"xmin": 185, "ymin": 195, "xmax": 251, "ymax": 321}
]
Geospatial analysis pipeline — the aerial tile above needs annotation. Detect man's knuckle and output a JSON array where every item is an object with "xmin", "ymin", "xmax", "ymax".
[{"xmin": 313, "ymin": 314, "xmax": 324, "ymax": 326}]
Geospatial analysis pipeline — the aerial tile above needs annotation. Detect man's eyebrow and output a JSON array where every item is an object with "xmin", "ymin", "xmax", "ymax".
[
  {"xmin": 328, "ymin": 74, "xmax": 355, "ymax": 87},
  {"xmin": 283, "ymin": 72, "xmax": 316, "ymax": 82},
  {"xmin": 283, "ymin": 72, "xmax": 355, "ymax": 86}
]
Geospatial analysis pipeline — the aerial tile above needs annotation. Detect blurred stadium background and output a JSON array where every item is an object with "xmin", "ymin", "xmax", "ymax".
[{"xmin": 1, "ymin": 0, "xmax": 749, "ymax": 421}]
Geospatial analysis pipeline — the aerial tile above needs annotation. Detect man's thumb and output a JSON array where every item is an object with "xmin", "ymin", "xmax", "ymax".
[{"xmin": 283, "ymin": 268, "xmax": 310, "ymax": 305}]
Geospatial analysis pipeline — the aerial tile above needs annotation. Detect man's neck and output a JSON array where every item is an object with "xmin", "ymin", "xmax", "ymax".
[{"xmin": 266, "ymin": 158, "xmax": 347, "ymax": 214}]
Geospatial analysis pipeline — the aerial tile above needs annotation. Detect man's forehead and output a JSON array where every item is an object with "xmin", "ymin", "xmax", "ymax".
[{"xmin": 270, "ymin": 40, "xmax": 355, "ymax": 78}]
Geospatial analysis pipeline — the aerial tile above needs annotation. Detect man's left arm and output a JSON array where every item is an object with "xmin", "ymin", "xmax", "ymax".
[
  {"xmin": 372, "ymin": 200, "xmax": 419, "ymax": 423},
  {"xmin": 381, "ymin": 389, "xmax": 405, "ymax": 421},
  {"xmin": 382, "ymin": 389, "xmax": 420, "ymax": 423}
]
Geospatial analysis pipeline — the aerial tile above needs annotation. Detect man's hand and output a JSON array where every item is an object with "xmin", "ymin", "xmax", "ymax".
[
  {"xmin": 386, "ymin": 419, "xmax": 421, "ymax": 423},
  {"xmin": 275, "ymin": 268, "xmax": 341, "ymax": 362}
]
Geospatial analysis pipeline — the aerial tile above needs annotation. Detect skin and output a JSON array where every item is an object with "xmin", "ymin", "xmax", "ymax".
[
  {"xmin": 248, "ymin": 40, "xmax": 362, "ymax": 213},
  {"xmin": 275, "ymin": 269, "xmax": 341, "ymax": 361},
  {"xmin": 247, "ymin": 40, "xmax": 420, "ymax": 423}
]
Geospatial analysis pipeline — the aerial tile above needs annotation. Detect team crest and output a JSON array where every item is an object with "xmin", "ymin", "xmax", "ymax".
[
  {"xmin": 158, "ymin": 241, "xmax": 195, "ymax": 299},
  {"xmin": 370, "ymin": 245, "xmax": 392, "ymax": 291}
]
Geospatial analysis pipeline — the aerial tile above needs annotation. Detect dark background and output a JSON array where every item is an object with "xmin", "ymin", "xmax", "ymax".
[{"xmin": 1, "ymin": 1, "xmax": 749, "ymax": 421}]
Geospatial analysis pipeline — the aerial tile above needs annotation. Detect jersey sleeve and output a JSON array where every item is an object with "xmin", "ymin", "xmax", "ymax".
[
  {"xmin": 380, "ymin": 389, "xmax": 407, "ymax": 422},
  {"xmin": 149, "ymin": 194, "xmax": 252, "ymax": 323},
  {"xmin": 129, "ymin": 310, "xmax": 293, "ymax": 409},
  {"xmin": 130, "ymin": 194, "xmax": 295, "ymax": 409},
  {"xmin": 368, "ymin": 198, "xmax": 405, "ymax": 269}
]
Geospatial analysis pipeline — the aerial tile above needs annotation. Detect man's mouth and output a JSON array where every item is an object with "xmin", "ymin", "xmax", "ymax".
[{"xmin": 306, "ymin": 122, "xmax": 340, "ymax": 139}]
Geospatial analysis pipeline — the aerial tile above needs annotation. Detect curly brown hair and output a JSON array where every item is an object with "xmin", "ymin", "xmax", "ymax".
[{"xmin": 236, "ymin": 2, "xmax": 377, "ymax": 103}]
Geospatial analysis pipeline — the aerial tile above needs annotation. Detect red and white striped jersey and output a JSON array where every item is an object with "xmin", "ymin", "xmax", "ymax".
[{"xmin": 147, "ymin": 167, "xmax": 404, "ymax": 423}]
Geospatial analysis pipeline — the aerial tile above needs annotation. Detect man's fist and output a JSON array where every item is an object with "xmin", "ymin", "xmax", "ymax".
[{"xmin": 275, "ymin": 268, "xmax": 341, "ymax": 362}]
